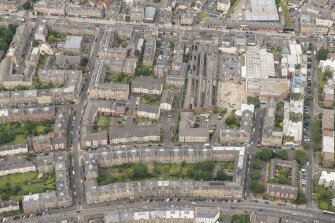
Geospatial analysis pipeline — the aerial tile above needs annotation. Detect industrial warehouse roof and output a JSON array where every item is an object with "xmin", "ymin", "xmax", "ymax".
[{"xmin": 245, "ymin": 0, "xmax": 279, "ymax": 21}]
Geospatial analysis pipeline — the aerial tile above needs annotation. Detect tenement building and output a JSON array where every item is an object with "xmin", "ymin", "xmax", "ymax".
[{"xmin": 84, "ymin": 145, "xmax": 246, "ymax": 204}]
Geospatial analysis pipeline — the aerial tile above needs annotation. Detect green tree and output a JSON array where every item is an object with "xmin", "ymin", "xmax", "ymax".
[
  {"xmin": 256, "ymin": 148, "xmax": 273, "ymax": 161},
  {"xmin": 22, "ymin": 1, "xmax": 32, "ymax": 9},
  {"xmin": 47, "ymin": 35, "xmax": 55, "ymax": 44},
  {"xmin": 133, "ymin": 164, "xmax": 149, "ymax": 179},
  {"xmin": 247, "ymin": 96, "xmax": 260, "ymax": 109},
  {"xmin": 295, "ymin": 150, "xmax": 307, "ymax": 166},
  {"xmin": 217, "ymin": 170, "xmax": 230, "ymax": 181},
  {"xmin": 316, "ymin": 47, "xmax": 328, "ymax": 61},
  {"xmin": 1, "ymin": 193, "xmax": 9, "ymax": 201},
  {"xmin": 126, "ymin": 168, "xmax": 135, "ymax": 180},
  {"xmin": 152, "ymin": 165, "xmax": 160, "ymax": 177},
  {"xmin": 250, "ymin": 180, "xmax": 265, "ymax": 194},
  {"xmin": 276, "ymin": 150, "xmax": 288, "ymax": 160},
  {"xmin": 294, "ymin": 188, "xmax": 307, "ymax": 205},
  {"xmin": 252, "ymin": 159, "xmax": 263, "ymax": 170},
  {"xmin": 12, "ymin": 185, "xmax": 21, "ymax": 196},
  {"xmin": 251, "ymin": 170, "xmax": 261, "ymax": 180}
]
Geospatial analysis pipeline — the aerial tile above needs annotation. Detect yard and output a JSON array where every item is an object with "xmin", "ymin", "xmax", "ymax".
[
  {"xmin": 317, "ymin": 69, "xmax": 333, "ymax": 108},
  {"xmin": 93, "ymin": 116, "xmax": 110, "ymax": 132},
  {"xmin": 140, "ymin": 95, "xmax": 161, "ymax": 105},
  {"xmin": 0, "ymin": 172, "xmax": 56, "ymax": 202},
  {"xmin": 225, "ymin": 111, "xmax": 240, "ymax": 129},
  {"xmin": 0, "ymin": 121, "xmax": 54, "ymax": 146},
  {"xmin": 274, "ymin": 102, "xmax": 284, "ymax": 131},
  {"xmin": 272, "ymin": 166, "xmax": 291, "ymax": 185},
  {"xmin": 47, "ymin": 31, "xmax": 67, "ymax": 44},
  {"xmin": 280, "ymin": 0, "xmax": 293, "ymax": 29},
  {"xmin": 97, "ymin": 161, "xmax": 234, "ymax": 186},
  {"xmin": 313, "ymin": 181, "xmax": 335, "ymax": 212},
  {"xmin": 105, "ymin": 72, "xmax": 132, "ymax": 84}
]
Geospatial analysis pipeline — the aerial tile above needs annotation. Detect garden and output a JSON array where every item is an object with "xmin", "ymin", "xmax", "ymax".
[
  {"xmin": 140, "ymin": 95, "xmax": 161, "ymax": 105},
  {"xmin": 0, "ymin": 172, "xmax": 56, "ymax": 202},
  {"xmin": 97, "ymin": 161, "xmax": 235, "ymax": 186},
  {"xmin": 272, "ymin": 166, "xmax": 291, "ymax": 185},
  {"xmin": 0, "ymin": 120, "xmax": 54, "ymax": 146},
  {"xmin": 93, "ymin": 116, "xmax": 110, "ymax": 132},
  {"xmin": 225, "ymin": 111, "xmax": 240, "ymax": 129},
  {"xmin": 105, "ymin": 72, "xmax": 132, "ymax": 84}
]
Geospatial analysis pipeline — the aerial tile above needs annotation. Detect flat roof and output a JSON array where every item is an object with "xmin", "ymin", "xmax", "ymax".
[
  {"xmin": 64, "ymin": 36, "xmax": 82, "ymax": 50},
  {"xmin": 245, "ymin": 0, "xmax": 279, "ymax": 21},
  {"xmin": 323, "ymin": 135, "xmax": 334, "ymax": 153}
]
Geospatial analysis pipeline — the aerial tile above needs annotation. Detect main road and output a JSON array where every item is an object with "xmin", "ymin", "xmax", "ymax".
[
  {"xmin": 17, "ymin": 200, "xmax": 335, "ymax": 223},
  {"xmin": 70, "ymin": 26, "xmax": 104, "ymax": 209}
]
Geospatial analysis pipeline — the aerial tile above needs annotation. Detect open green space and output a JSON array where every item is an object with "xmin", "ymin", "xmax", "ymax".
[
  {"xmin": 0, "ymin": 120, "xmax": 54, "ymax": 146},
  {"xmin": 314, "ymin": 184, "xmax": 335, "ymax": 212},
  {"xmin": 212, "ymin": 107, "xmax": 227, "ymax": 116},
  {"xmin": 0, "ymin": 172, "xmax": 56, "ymax": 201},
  {"xmin": 289, "ymin": 113, "xmax": 302, "ymax": 122},
  {"xmin": 47, "ymin": 31, "xmax": 67, "ymax": 44},
  {"xmin": 280, "ymin": 0, "xmax": 293, "ymax": 28},
  {"xmin": 117, "ymin": 39, "xmax": 127, "ymax": 48},
  {"xmin": 105, "ymin": 72, "xmax": 132, "ymax": 84},
  {"xmin": 317, "ymin": 69, "xmax": 333, "ymax": 108},
  {"xmin": 198, "ymin": 11, "xmax": 209, "ymax": 21},
  {"xmin": 0, "ymin": 24, "xmax": 16, "ymax": 52},
  {"xmin": 290, "ymin": 93, "xmax": 302, "ymax": 101},
  {"xmin": 232, "ymin": 214, "xmax": 250, "ymax": 223},
  {"xmin": 316, "ymin": 47, "xmax": 328, "ymax": 61},
  {"xmin": 93, "ymin": 116, "xmax": 109, "ymax": 132},
  {"xmin": 134, "ymin": 64, "xmax": 153, "ymax": 76},
  {"xmin": 271, "ymin": 166, "xmax": 291, "ymax": 185},
  {"xmin": 274, "ymin": 102, "xmax": 284, "ymax": 131},
  {"xmin": 97, "ymin": 161, "xmax": 234, "ymax": 186},
  {"xmin": 247, "ymin": 96, "xmax": 260, "ymax": 109},
  {"xmin": 140, "ymin": 95, "xmax": 161, "ymax": 105},
  {"xmin": 225, "ymin": 111, "xmax": 240, "ymax": 129},
  {"xmin": 311, "ymin": 117, "xmax": 322, "ymax": 151}
]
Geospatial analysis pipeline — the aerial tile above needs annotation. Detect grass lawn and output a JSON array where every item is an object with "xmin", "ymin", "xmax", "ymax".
[
  {"xmin": 0, "ymin": 172, "xmax": 56, "ymax": 201},
  {"xmin": 8, "ymin": 134, "xmax": 26, "ymax": 145},
  {"xmin": 97, "ymin": 116, "xmax": 109, "ymax": 129},
  {"xmin": 105, "ymin": 73, "xmax": 132, "ymax": 84},
  {"xmin": 140, "ymin": 95, "xmax": 161, "ymax": 105}
]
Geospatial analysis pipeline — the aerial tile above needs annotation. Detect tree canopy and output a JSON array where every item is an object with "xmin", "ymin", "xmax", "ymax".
[
  {"xmin": 295, "ymin": 150, "xmax": 307, "ymax": 166},
  {"xmin": 276, "ymin": 150, "xmax": 288, "ymax": 160},
  {"xmin": 294, "ymin": 188, "xmax": 307, "ymax": 205},
  {"xmin": 0, "ymin": 24, "xmax": 16, "ymax": 52},
  {"xmin": 250, "ymin": 180, "xmax": 265, "ymax": 194},
  {"xmin": 316, "ymin": 47, "xmax": 328, "ymax": 61},
  {"xmin": 255, "ymin": 148, "xmax": 273, "ymax": 161}
]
